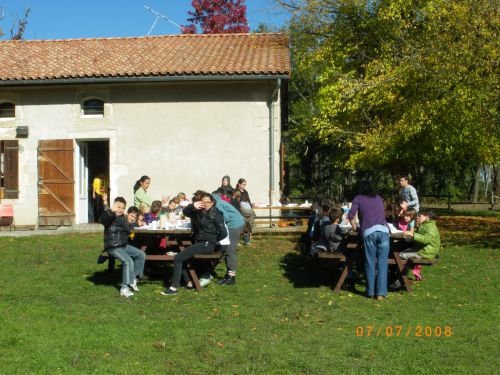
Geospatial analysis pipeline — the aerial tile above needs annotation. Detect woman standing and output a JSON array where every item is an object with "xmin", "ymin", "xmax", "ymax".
[
  {"xmin": 215, "ymin": 175, "xmax": 234, "ymax": 203},
  {"xmin": 161, "ymin": 192, "xmax": 227, "ymax": 296},
  {"xmin": 347, "ymin": 181, "xmax": 390, "ymax": 301},
  {"xmin": 133, "ymin": 175, "xmax": 152, "ymax": 207},
  {"xmin": 235, "ymin": 178, "xmax": 256, "ymax": 245}
]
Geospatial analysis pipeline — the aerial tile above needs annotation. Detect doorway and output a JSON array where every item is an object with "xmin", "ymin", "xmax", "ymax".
[{"xmin": 76, "ymin": 140, "xmax": 109, "ymax": 223}]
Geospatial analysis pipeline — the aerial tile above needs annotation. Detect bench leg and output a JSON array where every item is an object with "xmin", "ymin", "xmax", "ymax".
[
  {"xmin": 334, "ymin": 262, "xmax": 349, "ymax": 292},
  {"xmin": 393, "ymin": 251, "xmax": 412, "ymax": 293},
  {"xmin": 186, "ymin": 263, "xmax": 202, "ymax": 291},
  {"xmin": 107, "ymin": 257, "xmax": 116, "ymax": 273}
]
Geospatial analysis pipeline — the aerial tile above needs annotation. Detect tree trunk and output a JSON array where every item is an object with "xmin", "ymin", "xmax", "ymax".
[
  {"xmin": 472, "ymin": 164, "xmax": 481, "ymax": 203},
  {"xmin": 495, "ymin": 164, "xmax": 500, "ymax": 206}
]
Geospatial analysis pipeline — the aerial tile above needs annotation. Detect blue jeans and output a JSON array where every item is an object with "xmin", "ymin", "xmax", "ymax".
[
  {"xmin": 363, "ymin": 231, "xmax": 390, "ymax": 297},
  {"xmin": 108, "ymin": 244, "xmax": 145, "ymax": 288}
]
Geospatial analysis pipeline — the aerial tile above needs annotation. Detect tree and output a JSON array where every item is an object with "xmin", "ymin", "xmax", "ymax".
[
  {"xmin": 281, "ymin": 0, "xmax": 500, "ymax": 199},
  {"xmin": 181, "ymin": 0, "xmax": 250, "ymax": 34},
  {"xmin": 10, "ymin": 8, "xmax": 30, "ymax": 40}
]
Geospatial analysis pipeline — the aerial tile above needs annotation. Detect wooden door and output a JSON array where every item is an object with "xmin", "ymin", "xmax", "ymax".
[{"xmin": 38, "ymin": 139, "xmax": 75, "ymax": 226}]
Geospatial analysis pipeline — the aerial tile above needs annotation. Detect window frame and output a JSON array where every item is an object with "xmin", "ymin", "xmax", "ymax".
[
  {"xmin": 0, "ymin": 101, "xmax": 16, "ymax": 120},
  {"xmin": 80, "ymin": 98, "xmax": 105, "ymax": 118}
]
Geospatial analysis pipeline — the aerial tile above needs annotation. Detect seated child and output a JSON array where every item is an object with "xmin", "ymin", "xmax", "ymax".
[
  {"xmin": 384, "ymin": 203, "xmax": 398, "ymax": 225},
  {"xmin": 177, "ymin": 192, "xmax": 190, "ymax": 208},
  {"xmin": 128, "ymin": 206, "xmax": 145, "ymax": 247},
  {"xmin": 308, "ymin": 202, "xmax": 332, "ymax": 244},
  {"xmin": 99, "ymin": 197, "xmax": 145, "ymax": 298},
  {"xmin": 398, "ymin": 207, "xmax": 417, "ymax": 241},
  {"xmin": 139, "ymin": 202, "xmax": 150, "ymax": 216},
  {"xmin": 136, "ymin": 212, "xmax": 146, "ymax": 227},
  {"xmin": 310, "ymin": 209, "xmax": 347, "ymax": 256},
  {"xmin": 144, "ymin": 200, "xmax": 161, "ymax": 224},
  {"xmin": 399, "ymin": 208, "xmax": 441, "ymax": 280},
  {"xmin": 160, "ymin": 198, "xmax": 181, "ymax": 218}
]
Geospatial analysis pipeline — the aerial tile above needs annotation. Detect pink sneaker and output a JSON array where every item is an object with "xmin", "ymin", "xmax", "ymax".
[{"xmin": 412, "ymin": 265, "xmax": 422, "ymax": 281}]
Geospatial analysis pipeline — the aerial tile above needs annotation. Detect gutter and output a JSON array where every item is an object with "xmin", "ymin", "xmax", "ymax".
[
  {"xmin": 267, "ymin": 78, "xmax": 281, "ymax": 209},
  {"xmin": 0, "ymin": 74, "xmax": 290, "ymax": 87}
]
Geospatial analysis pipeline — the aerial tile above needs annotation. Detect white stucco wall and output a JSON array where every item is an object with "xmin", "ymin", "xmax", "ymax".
[{"xmin": 0, "ymin": 80, "xmax": 283, "ymax": 226}]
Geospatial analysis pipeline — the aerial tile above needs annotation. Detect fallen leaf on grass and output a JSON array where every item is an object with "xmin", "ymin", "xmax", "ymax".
[{"xmin": 153, "ymin": 341, "xmax": 166, "ymax": 349}]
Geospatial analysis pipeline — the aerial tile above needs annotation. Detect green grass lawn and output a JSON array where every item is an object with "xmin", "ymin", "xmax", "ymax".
[{"xmin": 0, "ymin": 216, "xmax": 498, "ymax": 374}]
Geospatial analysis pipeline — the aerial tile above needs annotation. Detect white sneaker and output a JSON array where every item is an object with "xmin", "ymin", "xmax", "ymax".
[
  {"xmin": 120, "ymin": 287, "xmax": 134, "ymax": 298},
  {"xmin": 199, "ymin": 278, "xmax": 211, "ymax": 287},
  {"xmin": 130, "ymin": 279, "xmax": 139, "ymax": 292}
]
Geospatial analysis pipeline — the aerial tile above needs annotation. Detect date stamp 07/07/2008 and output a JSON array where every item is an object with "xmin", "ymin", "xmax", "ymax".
[{"xmin": 355, "ymin": 325, "xmax": 453, "ymax": 337}]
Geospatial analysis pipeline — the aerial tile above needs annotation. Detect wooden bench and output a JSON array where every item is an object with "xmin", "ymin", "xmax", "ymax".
[
  {"xmin": 315, "ymin": 239, "xmax": 360, "ymax": 292},
  {"xmin": 389, "ymin": 251, "xmax": 439, "ymax": 293}
]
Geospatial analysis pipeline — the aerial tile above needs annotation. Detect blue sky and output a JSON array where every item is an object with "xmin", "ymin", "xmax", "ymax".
[{"xmin": 0, "ymin": 0, "xmax": 289, "ymax": 40}]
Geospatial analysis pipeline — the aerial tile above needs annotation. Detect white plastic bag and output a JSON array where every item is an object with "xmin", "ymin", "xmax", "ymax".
[{"xmin": 218, "ymin": 224, "xmax": 230, "ymax": 245}]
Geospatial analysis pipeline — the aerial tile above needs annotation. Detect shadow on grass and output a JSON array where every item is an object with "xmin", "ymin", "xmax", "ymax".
[
  {"xmin": 87, "ymin": 261, "xmax": 179, "ymax": 289},
  {"xmin": 279, "ymin": 240, "xmax": 366, "ymax": 296},
  {"xmin": 86, "ymin": 269, "xmax": 120, "ymax": 289}
]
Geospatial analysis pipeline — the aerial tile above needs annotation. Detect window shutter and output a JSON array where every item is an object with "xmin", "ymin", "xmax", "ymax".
[{"xmin": 4, "ymin": 140, "xmax": 19, "ymax": 199}]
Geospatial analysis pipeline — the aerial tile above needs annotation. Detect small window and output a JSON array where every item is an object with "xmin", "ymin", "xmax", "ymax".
[
  {"xmin": 82, "ymin": 98, "xmax": 104, "ymax": 116},
  {"xmin": 0, "ymin": 102, "xmax": 15, "ymax": 118}
]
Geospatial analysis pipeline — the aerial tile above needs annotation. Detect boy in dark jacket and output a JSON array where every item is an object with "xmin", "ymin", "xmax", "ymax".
[{"xmin": 100, "ymin": 195, "xmax": 145, "ymax": 298}]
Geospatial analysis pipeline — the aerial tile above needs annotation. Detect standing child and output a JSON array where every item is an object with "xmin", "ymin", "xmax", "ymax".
[{"xmin": 100, "ymin": 195, "xmax": 146, "ymax": 297}]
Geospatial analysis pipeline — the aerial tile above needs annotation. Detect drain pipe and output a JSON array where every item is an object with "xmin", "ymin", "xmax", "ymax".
[{"xmin": 268, "ymin": 78, "xmax": 281, "ymax": 213}]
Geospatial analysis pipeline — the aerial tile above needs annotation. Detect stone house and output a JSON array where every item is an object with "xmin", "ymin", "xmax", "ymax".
[{"xmin": 0, "ymin": 33, "xmax": 290, "ymax": 226}]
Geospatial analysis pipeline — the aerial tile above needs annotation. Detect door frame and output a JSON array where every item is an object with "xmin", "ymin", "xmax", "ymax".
[{"xmin": 74, "ymin": 138, "xmax": 110, "ymax": 224}]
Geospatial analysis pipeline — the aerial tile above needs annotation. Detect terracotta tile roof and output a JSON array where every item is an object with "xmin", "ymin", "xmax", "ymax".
[{"xmin": 0, "ymin": 33, "xmax": 290, "ymax": 82}]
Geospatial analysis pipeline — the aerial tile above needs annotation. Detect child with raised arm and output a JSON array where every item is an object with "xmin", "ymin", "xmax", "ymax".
[{"xmin": 100, "ymin": 194, "xmax": 146, "ymax": 298}]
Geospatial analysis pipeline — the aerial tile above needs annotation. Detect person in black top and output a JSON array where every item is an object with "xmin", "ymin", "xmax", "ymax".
[
  {"xmin": 235, "ymin": 178, "xmax": 256, "ymax": 245},
  {"xmin": 100, "ymin": 194, "xmax": 145, "ymax": 298},
  {"xmin": 161, "ymin": 192, "xmax": 227, "ymax": 296},
  {"xmin": 215, "ymin": 175, "xmax": 234, "ymax": 202}
]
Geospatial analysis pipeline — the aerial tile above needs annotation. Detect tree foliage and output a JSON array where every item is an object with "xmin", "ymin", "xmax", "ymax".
[
  {"xmin": 181, "ymin": 0, "xmax": 250, "ymax": 34},
  {"xmin": 285, "ymin": 0, "xmax": 499, "ymax": 173}
]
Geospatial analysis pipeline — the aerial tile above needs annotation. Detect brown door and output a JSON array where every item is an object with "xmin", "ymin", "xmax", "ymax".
[{"xmin": 38, "ymin": 139, "xmax": 75, "ymax": 226}]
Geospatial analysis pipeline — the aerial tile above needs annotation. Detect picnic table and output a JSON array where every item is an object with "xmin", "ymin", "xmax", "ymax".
[
  {"xmin": 316, "ymin": 231, "xmax": 437, "ymax": 293},
  {"xmin": 130, "ymin": 228, "xmax": 222, "ymax": 292}
]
